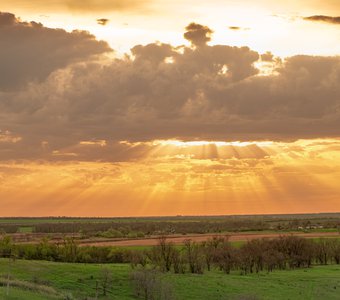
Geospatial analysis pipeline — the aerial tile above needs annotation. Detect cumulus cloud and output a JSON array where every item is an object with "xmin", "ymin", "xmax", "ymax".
[
  {"xmin": 260, "ymin": 52, "xmax": 274, "ymax": 62},
  {"xmin": 0, "ymin": 12, "xmax": 111, "ymax": 90},
  {"xmin": 184, "ymin": 23, "xmax": 213, "ymax": 47},
  {"xmin": 304, "ymin": 15, "xmax": 340, "ymax": 24},
  {"xmin": 1, "ymin": 16, "xmax": 340, "ymax": 162}
]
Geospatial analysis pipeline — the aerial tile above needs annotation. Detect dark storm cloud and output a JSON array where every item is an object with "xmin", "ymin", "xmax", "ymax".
[
  {"xmin": 1, "ymin": 17, "xmax": 340, "ymax": 162},
  {"xmin": 304, "ymin": 15, "xmax": 340, "ymax": 24},
  {"xmin": 0, "ymin": 12, "xmax": 112, "ymax": 90},
  {"xmin": 97, "ymin": 18, "xmax": 109, "ymax": 26}
]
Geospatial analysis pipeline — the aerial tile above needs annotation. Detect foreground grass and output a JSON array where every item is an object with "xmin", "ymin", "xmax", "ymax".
[
  {"xmin": 0, "ymin": 287, "xmax": 58, "ymax": 300},
  {"xmin": 165, "ymin": 266, "xmax": 340, "ymax": 300},
  {"xmin": 0, "ymin": 259, "xmax": 339, "ymax": 299},
  {"xmin": 0, "ymin": 259, "xmax": 133, "ymax": 299}
]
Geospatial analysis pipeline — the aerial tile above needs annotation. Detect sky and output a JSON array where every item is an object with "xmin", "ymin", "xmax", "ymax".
[{"xmin": 0, "ymin": 0, "xmax": 340, "ymax": 216}]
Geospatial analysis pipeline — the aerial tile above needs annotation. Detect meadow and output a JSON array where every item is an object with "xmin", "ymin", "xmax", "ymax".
[{"xmin": 0, "ymin": 259, "xmax": 340, "ymax": 299}]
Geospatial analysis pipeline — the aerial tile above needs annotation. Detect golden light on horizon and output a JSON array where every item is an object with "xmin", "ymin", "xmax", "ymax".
[
  {"xmin": 147, "ymin": 140, "xmax": 274, "ymax": 147},
  {"xmin": 1, "ymin": 138, "xmax": 340, "ymax": 216}
]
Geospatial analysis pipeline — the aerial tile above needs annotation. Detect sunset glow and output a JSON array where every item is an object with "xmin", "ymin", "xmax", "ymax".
[{"xmin": 1, "ymin": 1, "xmax": 340, "ymax": 216}]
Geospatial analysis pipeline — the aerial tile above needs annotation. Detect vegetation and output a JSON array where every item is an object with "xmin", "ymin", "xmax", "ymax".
[
  {"xmin": 139, "ymin": 236, "xmax": 340, "ymax": 275},
  {"xmin": 0, "ymin": 214, "xmax": 339, "ymax": 299},
  {"xmin": 0, "ymin": 236, "xmax": 134, "ymax": 263},
  {"xmin": 0, "ymin": 259, "xmax": 340, "ymax": 299},
  {"xmin": 0, "ymin": 259, "xmax": 132, "ymax": 299},
  {"xmin": 0, "ymin": 213, "xmax": 339, "ymax": 238},
  {"xmin": 1, "ymin": 234, "xmax": 339, "ymax": 269}
]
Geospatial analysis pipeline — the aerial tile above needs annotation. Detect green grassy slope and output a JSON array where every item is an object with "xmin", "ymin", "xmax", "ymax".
[
  {"xmin": 166, "ymin": 265, "xmax": 340, "ymax": 300},
  {"xmin": 0, "ymin": 287, "xmax": 58, "ymax": 300},
  {"xmin": 0, "ymin": 259, "xmax": 133, "ymax": 299},
  {"xmin": 0, "ymin": 259, "xmax": 339, "ymax": 299}
]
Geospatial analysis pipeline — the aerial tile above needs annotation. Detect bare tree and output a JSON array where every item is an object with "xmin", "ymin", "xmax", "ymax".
[
  {"xmin": 148, "ymin": 236, "xmax": 175, "ymax": 272},
  {"xmin": 99, "ymin": 267, "xmax": 113, "ymax": 296},
  {"xmin": 184, "ymin": 239, "xmax": 204, "ymax": 274},
  {"xmin": 131, "ymin": 269, "xmax": 176, "ymax": 300}
]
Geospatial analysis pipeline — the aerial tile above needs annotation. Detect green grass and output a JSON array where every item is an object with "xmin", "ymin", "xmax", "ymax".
[
  {"xmin": 0, "ymin": 287, "xmax": 58, "ymax": 300},
  {"xmin": 0, "ymin": 259, "xmax": 339, "ymax": 299},
  {"xmin": 164, "ymin": 265, "xmax": 340, "ymax": 300},
  {"xmin": 0, "ymin": 259, "xmax": 133, "ymax": 299}
]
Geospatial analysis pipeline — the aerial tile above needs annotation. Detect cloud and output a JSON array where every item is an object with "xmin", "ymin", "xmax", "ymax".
[
  {"xmin": 0, "ymin": 130, "xmax": 21, "ymax": 143},
  {"xmin": 97, "ymin": 18, "xmax": 109, "ymax": 26},
  {"xmin": 260, "ymin": 52, "xmax": 274, "ymax": 62},
  {"xmin": 184, "ymin": 23, "xmax": 213, "ymax": 47},
  {"xmin": 304, "ymin": 15, "xmax": 340, "ymax": 24},
  {"xmin": 1, "ymin": 18, "xmax": 340, "ymax": 162},
  {"xmin": 1, "ymin": 138, "xmax": 340, "ymax": 216},
  {"xmin": 228, "ymin": 26, "xmax": 250, "ymax": 31},
  {"xmin": 0, "ymin": 12, "xmax": 112, "ymax": 90}
]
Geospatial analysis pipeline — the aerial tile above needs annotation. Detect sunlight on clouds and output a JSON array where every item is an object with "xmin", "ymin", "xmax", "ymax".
[
  {"xmin": 118, "ymin": 140, "xmax": 274, "ymax": 161},
  {"xmin": 79, "ymin": 140, "xmax": 107, "ymax": 147},
  {"xmin": 149, "ymin": 140, "xmax": 273, "ymax": 147},
  {"xmin": 0, "ymin": 130, "xmax": 22, "ymax": 143}
]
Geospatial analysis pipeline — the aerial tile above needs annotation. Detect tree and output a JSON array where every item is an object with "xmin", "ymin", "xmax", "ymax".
[
  {"xmin": 184, "ymin": 239, "xmax": 204, "ymax": 274},
  {"xmin": 61, "ymin": 237, "xmax": 78, "ymax": 262},
  {"xmin": 100, "ymin": 267, "xmax": 113, "ymax": 296},
  {"xmin": 131, "ymin": 269, "xmax": 176, "ymax": 300},
  {"xmin": 0, "ymin": 236, "xmax": 16, "ymax": 297},
  {"xmin": 149, "ymin": 236, "xmax": 175, "ymax": 272}
]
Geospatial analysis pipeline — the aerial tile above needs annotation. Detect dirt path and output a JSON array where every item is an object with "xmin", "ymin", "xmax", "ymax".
[{"xmin": 80, "ymin": 231, "xmax": 340, "ymax": 247}]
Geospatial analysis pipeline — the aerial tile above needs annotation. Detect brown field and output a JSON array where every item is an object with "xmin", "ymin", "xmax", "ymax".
[
  {"xmin": 80, "ymin": 231, "xmax": 340, "ymax": 247},
  {"xmin": 6, "ymin": 231, "xmax": 339, "ymax": 247}
]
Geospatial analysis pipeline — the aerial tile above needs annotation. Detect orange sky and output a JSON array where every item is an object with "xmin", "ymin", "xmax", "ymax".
[
  {"xmin": 1, "ymin": 139, "xmax": 340, "ymax": 216},
  {"xmin": 0, "ymin": 1, "xmax": 340, "ymax": 216}
]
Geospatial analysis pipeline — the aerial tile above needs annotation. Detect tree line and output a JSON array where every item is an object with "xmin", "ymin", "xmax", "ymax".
[
  {"xmin": 1, "ymin": 217, "xmax": 339, "ymax": 236},
  {"xmin": 1, "ymin": 235, "xmax": 339, "ymax": 273},
  {"xmin": 0, "ymin": 236, "xmax": 132, "ymax": 263},
  {"xmin": 132, "ymin": 236, "xmax": 340, "ymax": 275}
]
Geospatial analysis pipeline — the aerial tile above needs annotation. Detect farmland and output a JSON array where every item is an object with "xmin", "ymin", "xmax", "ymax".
[{"xmin": 0, "ymin": 213, "xmax": 339, "ymax": 246}]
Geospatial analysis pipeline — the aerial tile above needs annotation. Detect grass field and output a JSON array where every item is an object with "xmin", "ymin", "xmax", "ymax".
[
  {"xmin": 0, "ymin": 259, "xmax": 132, "ymax": 299},
  {"xmin": 166, "ymin": 266, "xmax": 340, "ymax": 300},
  {"xmin": 0, "ymin": 259, "xmax": 340, "ymax": 299},
  {"xmin": 0, "ymin": 287, "xmax": 58, "ymax": 300}
]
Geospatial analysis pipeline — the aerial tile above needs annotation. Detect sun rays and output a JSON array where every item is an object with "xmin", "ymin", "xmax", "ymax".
[{"xmin": 0, "ymin": 138, "xmax": 339, "ymax": 216}]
